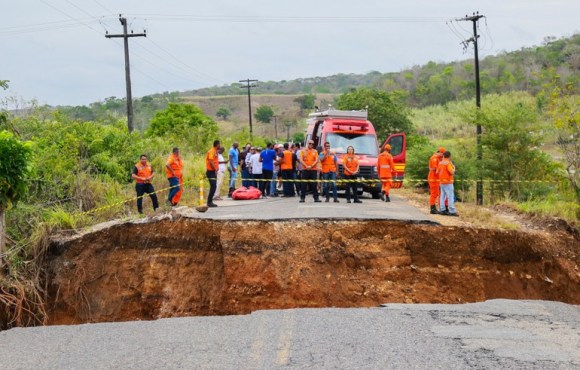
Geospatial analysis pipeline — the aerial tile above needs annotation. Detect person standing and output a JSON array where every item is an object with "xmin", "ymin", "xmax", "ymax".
[
  {"xmin": 259, "ymin": 143, "xmax": 277, "ymax": 197},
  {"xmin": 239, "ymin": 143, "xmax": 251, "ymax": 187},
  {"xmin": 246, "ymin": 146, "xmax": 256, "ymax": 187},
  {"xmin": 279, "ymin": 143, "xmax": 295, "ymax": 197},
  {"xmin": 132, "ymin": 154, "xmax": 159, "ymax": 214},
  {"xmin": 342, "ymin": 146, "xmax": 362, "ymax": 204},
  {"xmin": 206, "ymin": 140, "xmax": 220, "ymax": 207},
  {"xmin": 165, "ymin": 147, "xmax": 183, "ymax": 206},
  {"xmin": 378, "ymin": 144, "xmax": 395, "ymax": 202},
  {"xmin": 319, "ymin": 141, "xmax": 339, "ymax": 203},
  {"xmin": 299, "ymin": 140, "xmax": 321, "ymax": 203},
  {"xmin": 249, "ymin": 147, "xmax": 263, "ymax": 192},
  {"xmin": 228, "ymin": 141, "xmax": 239, "ymax": 197},
  {"xmin": 428, "ymin": 147, "xmax": 446, "ymax": 214},
  {"xmin": 437, "ymin": 151, "xmax": 459, "ymax": 216},
  {"xmin": 214, "ymin": 146, "xmax": 227, "ymax": 201}
]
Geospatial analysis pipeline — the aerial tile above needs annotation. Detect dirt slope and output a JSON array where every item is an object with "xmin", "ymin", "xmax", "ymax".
[{"xmin": 45, "ymin": 217, "xmax": 580, "ymax": 325}]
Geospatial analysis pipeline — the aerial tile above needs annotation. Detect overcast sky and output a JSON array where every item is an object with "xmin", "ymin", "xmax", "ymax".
[{"xmin": 2, "ymin": 0, "xmax": 579, "ymax": 107}]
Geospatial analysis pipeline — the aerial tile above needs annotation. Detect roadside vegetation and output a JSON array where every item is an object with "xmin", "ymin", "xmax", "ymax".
[{"xmin": 0, "ymin": 34, "xmax": 578, "ymax": 328}]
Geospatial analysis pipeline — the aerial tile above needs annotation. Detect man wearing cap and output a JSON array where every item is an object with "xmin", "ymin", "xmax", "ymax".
[
  {"xmin": 428, "ymin": 147, "xmax": 446, "ymax": 214},
  {"xmin": 378, "ymin": 144, "xmax": 395, "ymax": 202}
]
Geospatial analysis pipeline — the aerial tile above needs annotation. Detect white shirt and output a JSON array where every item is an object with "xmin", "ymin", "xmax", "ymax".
[
  {"xmin": 218, "ymin": 154, "xmax": 226, "ymax": 173},
  {"xmin": 249, "ymin": 153, "xmax": 263, "ymax": 174}
]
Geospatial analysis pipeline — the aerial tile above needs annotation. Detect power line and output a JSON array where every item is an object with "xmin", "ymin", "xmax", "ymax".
[
  {"xmin": 126, "ymin": 14, "xmax": 450, "ymax": 23},
  {"xmin": 93, "ymin": 0, "xmax": 115, "ymax": 16}
]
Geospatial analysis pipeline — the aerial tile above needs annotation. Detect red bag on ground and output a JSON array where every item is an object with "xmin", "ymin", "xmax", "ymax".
[{"xmin": 232, "ymin": 186, "xmax": 262, "ymax": 200}]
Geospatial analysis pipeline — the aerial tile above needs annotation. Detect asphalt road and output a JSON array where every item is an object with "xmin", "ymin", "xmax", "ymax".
[
  {"xmin": 1, "ymin": 300, "xmax": 578, "ymax": 369},
  {"xmin": 179, "ymin": 193, "xmax": 435, "ymax": 223}
]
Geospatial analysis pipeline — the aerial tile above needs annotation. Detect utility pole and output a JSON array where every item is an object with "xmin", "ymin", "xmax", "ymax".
[
  {"xmin": 106, "ymin": 15, "xmax": 146, "ymax": 133},
  {"xmin": 458, "ymin": 11, "xmax": 484, "ymax": 205},
  {"xmin": 272, "ymin": 115, "xmax": 278, "ymax": 140},
  {"xmin": 239, "ymin": 79, "xmax": 258, "ymax": 138}
]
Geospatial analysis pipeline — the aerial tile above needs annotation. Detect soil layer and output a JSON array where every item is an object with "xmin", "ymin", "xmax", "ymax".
[{"xmin": 45, "ymin": 218, "xmax": 580, "ymax": 325}]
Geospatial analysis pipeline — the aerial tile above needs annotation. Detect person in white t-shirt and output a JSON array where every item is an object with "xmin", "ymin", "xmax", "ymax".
[
  {"xmin": 214, "ymin": 146, "xmax": 228, "ymax": 200},
  {"xmin": 249, "ymin": 147, "xmax": 263, "ymax": 191}
]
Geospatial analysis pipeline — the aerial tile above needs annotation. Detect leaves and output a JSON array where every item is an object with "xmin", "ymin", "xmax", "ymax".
[{"xmin": 0, "ymin": 131, "xmax": 32, "ymax": 209}]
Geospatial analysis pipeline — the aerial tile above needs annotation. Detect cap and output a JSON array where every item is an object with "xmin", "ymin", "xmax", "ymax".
[
  {"xmin": 438, "ymin": 147, "xmax": 446, "ymax": 153},
  {"xmin": 277, "ymin": 144, "xmax": 284, "ymax": 149},
  {"xmin": 384, "ymin": 144, "xmax": 391, "ymax": 151}
]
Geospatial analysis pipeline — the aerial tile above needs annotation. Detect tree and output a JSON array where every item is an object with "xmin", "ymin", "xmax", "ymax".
[
  {"xmin": 0, "ymin": 131, "xmax": 32, "ymax": 268},
  {"xmin": 254, "ymin": 105, "xmax": 274, "ymax": 123},
  {"xmin": 147, "ymin": 103, "xmax": 217, "ymax": 136},
  {"xmin": 544, "ymin": 80, "xmax": 580, "ymax": 207},
  {"xmin": 335, "ymin": 88, "xmax": 413, "ymax": 139},
  {"xmin": 216, "ymin": 107, "xmax": 231, "ymax": 120},
  {"xmin": 294, "ymin": 94, "xmax": 316, "ymax": 111}
]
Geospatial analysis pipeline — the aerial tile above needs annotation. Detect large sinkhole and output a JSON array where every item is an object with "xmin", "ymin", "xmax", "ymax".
[{"xmin": 45, "ymin": 218, "xmax": 580, "ymax": 325}]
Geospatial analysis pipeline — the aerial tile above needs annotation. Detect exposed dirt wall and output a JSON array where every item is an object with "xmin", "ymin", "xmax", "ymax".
[{"xmin": 45, "ymin": 219, "xmax": 580, "ymax": 325}]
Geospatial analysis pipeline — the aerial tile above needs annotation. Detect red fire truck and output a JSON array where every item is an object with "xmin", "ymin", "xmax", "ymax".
[{"xmin": 305, "ymin": 109, "xmax": 406, "ymax": 199}]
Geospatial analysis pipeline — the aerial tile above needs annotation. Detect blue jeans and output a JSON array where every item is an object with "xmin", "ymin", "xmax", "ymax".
[
  {"xmin": 229, "ymin": 169, "xmax": 238, "ymax": 188},
  {"xmin": 322, "ymin": 172, "xmax": 338, "ymax": 200},
  {"xmin": 440, "ymin": 184, "xmax": 456, "ymax": 213},
  {"xmin": 167, "ymin": 177, "xmax": 180, "ymax": 203},
  {"xmin": 270, "ymin": 171, "xmax": 278, "ymax": 195}
]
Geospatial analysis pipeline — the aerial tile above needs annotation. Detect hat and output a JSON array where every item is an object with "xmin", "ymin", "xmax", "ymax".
[
  {"xmin": 384, "ymin": 144, "xmax": 391, "ymax": 151},
  {"xmin": 438, "ymin": 147, "xmax": 446, "ymax": 153},
  {"xmin": 277, "ymin": 144, "xmax": 284, "ymax": 149}
]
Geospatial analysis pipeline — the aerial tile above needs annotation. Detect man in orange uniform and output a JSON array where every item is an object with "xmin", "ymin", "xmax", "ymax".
[
  {"xmin": 319, "ymin": 141, "xmax": 339, "ymax": 203},
  {"xmin": 342, "ymin": 145, "xmax": 362, "ymax": 204},
  {"xmin": 165, "ymin": 147, "xmax": 183, "ymax": 206},
  {"xmin": 437, "ymin": 151, "xmax": 458, "ymax": 216},
  {"xmin": 132, "ymin": 154, "xmax": 159, "ymax": 214},
  {"xmin": 378, "ymin": 144, "xmax": 395, "ymax": 202},
  {"xmin": 298, "ymin": 140, "xmax": 321, "ymax": 203},
  {"xmin": 278, "ymin": 142, "xmax": 296, "ymax": 197},
  {"xmin": 428, "ymin": 147, "xmax": 446, "ymax": 214},
  {"xmin": 206, "ymin": 140, "xmax": 220, "ymax": 207}
]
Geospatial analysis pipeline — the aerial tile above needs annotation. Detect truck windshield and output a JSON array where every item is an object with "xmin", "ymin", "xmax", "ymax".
[{"xmin": 326, "ymin": 133, "xmax": 378, "ymax": 156}]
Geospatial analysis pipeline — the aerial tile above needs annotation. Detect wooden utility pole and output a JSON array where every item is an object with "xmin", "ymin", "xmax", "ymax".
[
  {"xmin": 106, "ymin": 15, "xmax": 146, "ymax": 133},
  {"xmin": 458, "ymin": 12, "xmax": 484, "ymax": 205},
  {"xmin": 272, "ymin": 115, "xmax": 278, "ymax": 140},
  {"xmin": 239, "ymin": 79, "xmax": 258, "ymax": 138}
]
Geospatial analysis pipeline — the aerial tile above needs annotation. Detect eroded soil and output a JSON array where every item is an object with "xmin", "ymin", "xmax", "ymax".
[{"xmin": 44, "ymin": 217, "xmax": 580, "ymax": 325}]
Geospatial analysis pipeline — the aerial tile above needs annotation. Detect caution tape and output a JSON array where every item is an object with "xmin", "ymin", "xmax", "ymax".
[{"xmin": 76, "ymin": 175, "xmax": 563, "ymax": 216}]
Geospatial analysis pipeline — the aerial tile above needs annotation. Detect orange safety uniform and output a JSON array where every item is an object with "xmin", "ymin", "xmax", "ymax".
[
  {"xmin": 166, "ymin": 154, "xmax": 183, "ymax": 178},
  {"xmin": 437, "ymin": 159, "xmax": 455, "ymax": 184},
  {"xmin": 428, "ymin": 153, "xmax": 441, "ymax": 206},
  {"xmin": 205, "ymin": 147, "xmax": 219, "ymax": 171},
  {"xmin": 281, "ymin": 150, "xmax": 294, "ymax": 170},
  {"xmin": 320, "ymin": 151, "xmax": 337, "ymax": 173},
  {"xmin": 134, "ymin": 162, "xmax": 153, "ymax": 184},
  {"xmin": 300, "ymin": 148, "xmax": 318, "ymax": 169},
  {"xmin": 166, "ymin": 153, "xmax": 183, "ymax": 205},
  {"xmin": 342, "ymin": 154, "xmax": 359, "ymax": 175},
  {"xmin": 378, "ymin": 151, "xmax": 395, "ymax": 196}
]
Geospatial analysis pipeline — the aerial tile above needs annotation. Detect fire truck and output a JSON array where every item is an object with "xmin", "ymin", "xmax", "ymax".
[{"xmin": 305, "ymin": 109, "xmax": 406, "ymax": 199}]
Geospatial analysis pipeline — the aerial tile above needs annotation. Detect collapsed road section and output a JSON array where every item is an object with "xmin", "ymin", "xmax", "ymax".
[{"xmin": 45, "ymin": 217, "xmax": 580, "ymax": 325}]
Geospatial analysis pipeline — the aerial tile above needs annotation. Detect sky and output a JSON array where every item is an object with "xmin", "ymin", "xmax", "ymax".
[{"xmin": 1, "ymin": 0, "xmax": 579, "ymax": 107}]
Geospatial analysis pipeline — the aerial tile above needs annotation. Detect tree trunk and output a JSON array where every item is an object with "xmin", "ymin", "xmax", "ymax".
[{"xmin": 0, "ymin": 206, "xmax": 5, "ymax": 271}]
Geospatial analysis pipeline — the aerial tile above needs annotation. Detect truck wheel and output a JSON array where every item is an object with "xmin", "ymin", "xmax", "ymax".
[{"xmin": 371, "ymin": 191, "xmax": 381, "ymax": 199}]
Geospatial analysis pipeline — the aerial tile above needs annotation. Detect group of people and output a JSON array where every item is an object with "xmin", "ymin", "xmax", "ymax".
[
  {"xmin": 132, "ymin": 140, "xmax": 457, "ymax": 214},
  {"xmin": 427, "ymin": 147, "xmax": 458, "ymax": 216}
]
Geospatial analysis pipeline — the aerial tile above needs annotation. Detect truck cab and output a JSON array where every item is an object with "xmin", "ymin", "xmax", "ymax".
[{"xmin": 305, "ymin": 109, "xmax": 406, "ymax": 198}]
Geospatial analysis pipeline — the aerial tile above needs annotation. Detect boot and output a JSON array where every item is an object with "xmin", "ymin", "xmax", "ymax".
[
  {"xmin": 385, "ymin": 195, "xmax": 390, "ymax": 202},
  {"xmin": 228, "ymin": 187, "xmax": 234, "ymax": 198},
  {"xmin": 430, "ymin": 205, "xmax": 439, "ymax": 214}
]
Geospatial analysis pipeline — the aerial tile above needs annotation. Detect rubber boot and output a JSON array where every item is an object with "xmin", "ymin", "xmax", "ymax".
[
  {"xmin": 430, "ymin": 205, "xmax": 439, "ymax": 214},
  {"xmin": 385, "ymin": 195, "xmax": 390, "ymax": 202}
]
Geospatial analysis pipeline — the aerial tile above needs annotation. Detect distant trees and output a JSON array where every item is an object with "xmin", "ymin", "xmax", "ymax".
[
  {"xmin": 254, "ymin": 105, "xmax": 274, "ymax": 123},
  {"xmin": 216, "ymin": 107, "xmax": 231, "ymax": 120},
  {"xmin": 294, "ymin": 94, "xmax": 316, "ymax": 112},
  {"xmin": 335, "ymin": 88, "xmax": 413, "ymax": 139}
]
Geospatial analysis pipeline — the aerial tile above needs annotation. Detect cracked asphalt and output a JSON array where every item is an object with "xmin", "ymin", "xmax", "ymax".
[{"xmin": 1, "ymin": 299, "xmax": 578, "ymax": 369}]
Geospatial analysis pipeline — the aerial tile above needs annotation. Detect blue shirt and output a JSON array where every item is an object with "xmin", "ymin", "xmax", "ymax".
[
  {"xmin": 228, "ymin": 146, "xmax": 239, "ymax": 170},
  {"xmin": 260, "ymin": 149, "xmax": 277, "ymax": 171}
]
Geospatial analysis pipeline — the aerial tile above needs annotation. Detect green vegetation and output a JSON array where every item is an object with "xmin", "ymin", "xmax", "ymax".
[
  {"xmin": 254, "ymin": 105, "xmax": 275, "ymax": 124},
  {"xmin": 336, "ymin": 88, "xmax": 413, "ymax": 140}
]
